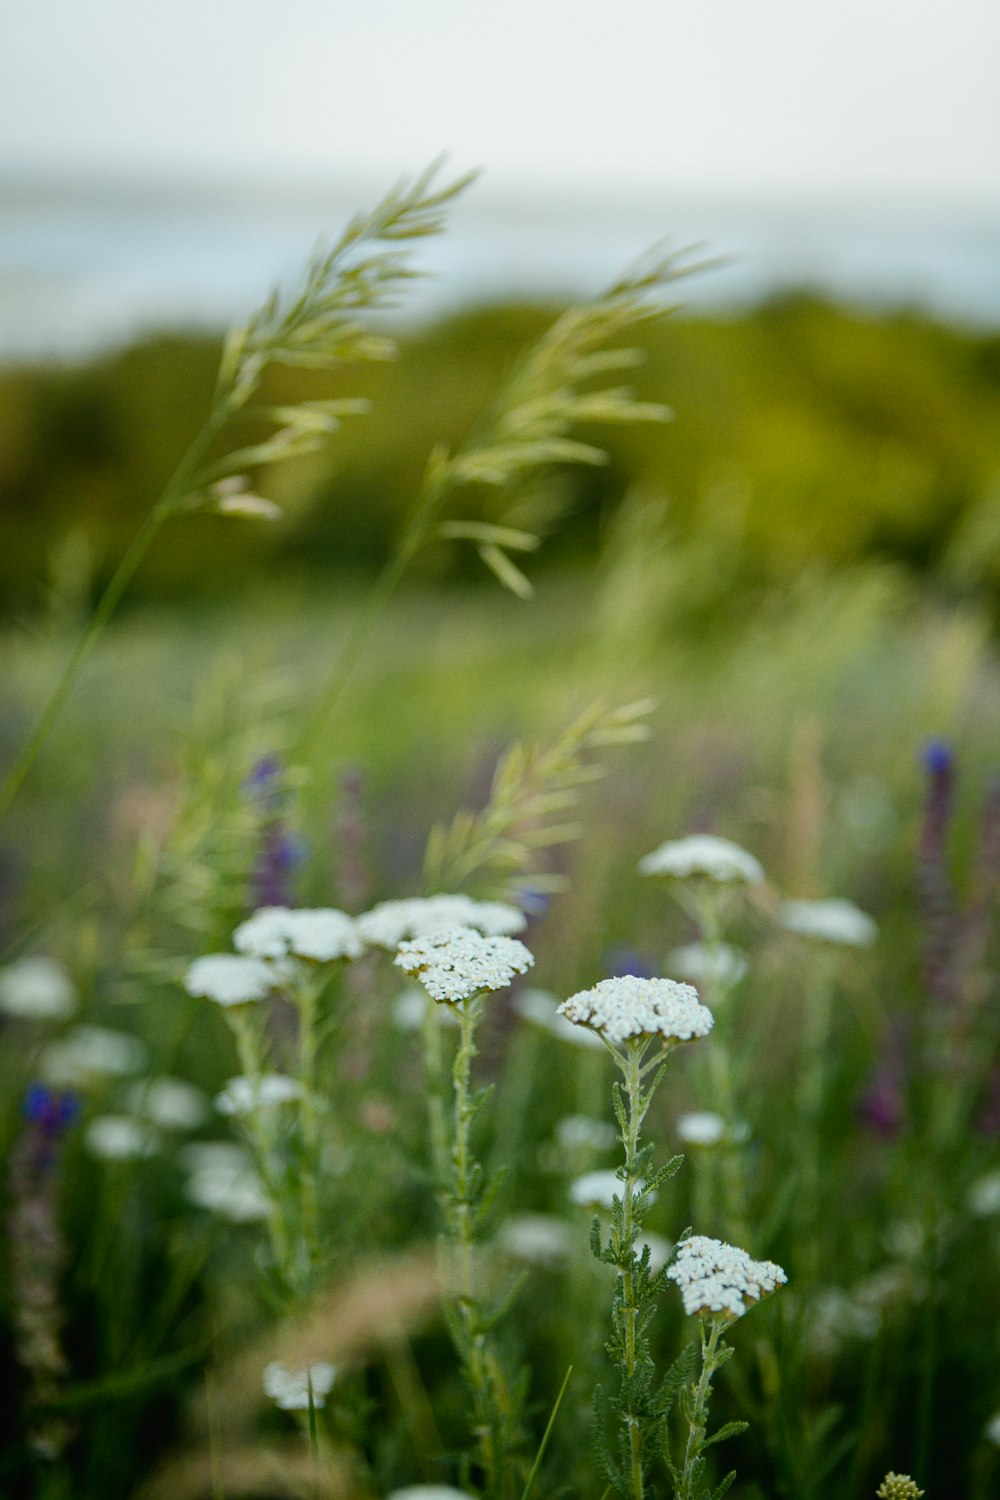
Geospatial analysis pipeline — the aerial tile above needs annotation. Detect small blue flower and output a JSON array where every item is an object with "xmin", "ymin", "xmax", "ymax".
[
  {"xmin": 921, "ymin": 740, "xmax": 954, "ymax": 777},
  {"xmin": 23, "ymin": 1084, "xmax": 79, "ymax": 1136}
]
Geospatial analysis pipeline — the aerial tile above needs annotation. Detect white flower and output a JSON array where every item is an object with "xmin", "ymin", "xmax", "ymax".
[
  {"xmin": 667, "ymin": 1234, "xmax": 787, "ymax": 1321},
  {"xmin": 40, "ymin": 1025, "xmax": 148, "ymax": 1086},
  {"xmin": 0, "ymin": 955, "xmax": 77, "ymax": 1019},
  {"xmin": 386, "ymin": 1488, "xmax": 478, "ymax": 1500},
  {"xmin": 513, "ymin": 988, "xmax": 606, "ymax": 1049},
  {"xmin": 676, "ymin": 1111, "xmax": 728, "ymax": 1147},
  {"xmin": 497, "ymin": 1214, "xmax": 573, "ymax": 1265},
  {"xmin": 554, "ymin": 1114, "xmax": 618, "ymax": 1152},
  {"xmin": 358, "ymin": 894, "xmax": 527, "ymax": 950},
  {"xmin": 967, "ymin": 1170, "xmax": 1000, "ymax": 1218},
  {"xmin": 126, "ymin": 1077, "xmax": 209, "ymax": 1131},
  {"xmin": 638, "ymin": 835, "xmax": 764, "ymax": 885},
  {"xmin": 177, "ymin": 1140, "xmax": 253, "ymax": 1176},
  {"xmin": 778, "ymin": 898, "xmax": 877, "ymax": 948},
  {"xmin": 984, "ymin": 1410, "xmax": 1000, "ymax": 1447},
  {"xmin": 184, "ymin": 1161, "xmax": 271, "ymax": 1222},
  {"xmin": 234, "ymin": 906, "xmax": 363, "ymax": 962},
  {"xmin": 262, "ymin": 1360, "xmax": 337, "ymax": 1410},
  {"xmin": 214, "ymin": 1074, "xmax": 303, "ymax": 1117},
  {"xmin": 557, "ymin": 976, "xmax": 713, "ymax": 1047},
  {"xmin": 391, "ymin": 984, "xmax": 459, "ymax": 1031},
  {"xmin": 85, "ymin": 1114, "xmax": 159, "ymax": 1160},
  {"xmin": 569, "ymin": 1169, "xmax": 653, "ymax": 1211},
  {"xmin": 808, "ymin": 1287, "xmax": 881, "ymax": 1353},
  {"xmin": 185, "ymin": 953, "xmax": 276, "ymax": 1006},
  {"xmin": 394, "ymin": 926, "xmax": 533, "ymax": 1004},
  {"xmin": 667, "ymin": 943, "xmax": 748, "ymax": 989}
]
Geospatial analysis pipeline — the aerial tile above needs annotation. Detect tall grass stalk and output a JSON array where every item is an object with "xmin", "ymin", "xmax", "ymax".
[{"xmin": 0, "ymin": 162, "xmax": 472, "ymax": 827}]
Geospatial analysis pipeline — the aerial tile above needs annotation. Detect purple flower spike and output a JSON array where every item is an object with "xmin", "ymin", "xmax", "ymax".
[
  {"xmin": 23, "ymin": 1084, "xmax": 79, "ymax": 1139},
  {"xmin": 917, "ymin": 738, "xmax": 959, "ymax": 1011},
  {"xmin": 921, "ymin": 740, "xmax": 954, "ymax": 777}
]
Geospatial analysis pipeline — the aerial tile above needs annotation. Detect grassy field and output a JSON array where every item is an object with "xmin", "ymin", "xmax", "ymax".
[{"xmin": 2, "ymin": 188, "xmax": 999, "ymax": 1498}]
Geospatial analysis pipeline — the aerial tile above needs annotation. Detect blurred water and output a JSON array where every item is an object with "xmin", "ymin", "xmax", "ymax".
[{"xmin": 2, "ymin": 174, "xmax": 998, "ymax": 362}]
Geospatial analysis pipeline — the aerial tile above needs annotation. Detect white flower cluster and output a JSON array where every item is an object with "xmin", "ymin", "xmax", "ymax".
[
  {"xmin": 85, "ymin": 1114, "xmax": 160, "ymax": 1161},
  {"xmin": 568, "ymin": 1169, "xmax": 653, "ymax": 1211},
  {"xmin": 676, "ymin": 1111, "xmax": 728, "ymax": 1147},
  {"xmin": 638, "ymin": 835, "xmax": 764, "ymax": 885},
  {"xmin": 386, "ymin": 1487, "xmax": 477, "ymax": 1500},
  {"xmin": 0, "ymin": 955, "xmax": 77, "ymax": 1020},
  {"xmin": 40, "ymin": 1025, "xmax": 148, "ymax": 1086},
  {"xmin": 358, "ymin": 893, "xmax": 526, "ymax": 949},
  {"xmin": 496, "ymin": 1213, "xmax": 573, "ymax": 1265},
  {"xmin": 185, "ymin": 953, "xmax": 277, "ymax": 1007},
  {"xmin": 262, "ymin": 1359, "xmax": 337, "ymax": 1410},
  {"xmin": 181, "ymin": 1144, "xmax": 271, "ymax": 1223},
  {"xmin": 778, "ymin": 898, "xmax": 877, "ymax": 948},
  {"xmin": 554, "ymin": 1114, "xmax": 618, "ymax": 1152},
  {"xmin": 214, "ymin": 1073, "xmax": 303, "ymax": 1117},
  {"xmin": 234, "ymin": 906, "xmax": 363, "ymax": 962},
  {"xmin": 667, "ymin": 942, "xmax": 748, "ymax": 989},
  {"xmin": 557, "ymin": 976, "xmax": 713, "ymax": 1047},
  {"xmin": 394, "ymin": 926, "xmax": 534, "ymax": 1004},
  {"xmin": 667, "ymin": 1234, "xmax": 787, "ymax": 1321},
  {"xmin": 126, "ymin": 1076, "xmax": 208, "ymax": 1131}
]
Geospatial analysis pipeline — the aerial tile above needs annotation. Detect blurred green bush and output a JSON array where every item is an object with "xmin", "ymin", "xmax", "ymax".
[{"xmin": 2, "ymin": 295, "xmax": 999, "ymax": 620}]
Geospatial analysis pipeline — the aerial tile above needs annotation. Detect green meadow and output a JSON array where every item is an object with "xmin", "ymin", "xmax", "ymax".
[{"xmin": 1, "ymin": 172, "xmax": 998, "ymax": 1500}]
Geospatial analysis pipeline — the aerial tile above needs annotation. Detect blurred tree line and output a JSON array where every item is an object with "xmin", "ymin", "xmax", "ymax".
[{"xmin": 2, "ymin": 295, "xmax": 999, "ymax": 620}]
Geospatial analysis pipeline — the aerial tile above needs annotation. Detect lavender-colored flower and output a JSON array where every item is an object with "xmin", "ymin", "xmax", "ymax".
[
  {"xmin": 245, "ymin": 754, "xmax": 304, "ymax": 910},
  {"xmin": 8, "ymin": 1085, "xmax": 77, "ymax": 1457},
  {"xmin": 916, "ymin": 739, "xmax": 959, "ymax": 1009},
  {"xmin": 859, "ymin": 1023, "xmax": 907, "ymax": 1138}
]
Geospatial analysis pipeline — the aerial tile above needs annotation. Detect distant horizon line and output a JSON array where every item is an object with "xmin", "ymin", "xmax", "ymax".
[{"xmin": 2, "ymin": 159, "xmax": 998, "ymax": 223}]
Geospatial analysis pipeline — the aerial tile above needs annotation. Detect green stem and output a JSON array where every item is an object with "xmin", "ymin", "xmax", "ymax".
[
  {"xmin": 451, "ymin": 996, "xmax": 503, "ymax": 1499},
  {"xmin": 295, "ymin": 971, "xmax": 322, "ymax": 1277},
  {"xmin": 620, "ymin": 1043, "xmax": 647, "ymax": 1500},
  {"xmin": 795, "ymin": 954, "xmax": 835, "ymax": 1282},
  {"xmin": 678, "ymin": 1319, "xmax": 724, "ymax": 1500},
  {"xmin": 692, "ymin": 895, "xmax": 750, "ymax": 1245},
  {"xmin": 226, "ymin": 1007, "xmax": 294, "ymax": 1285}
]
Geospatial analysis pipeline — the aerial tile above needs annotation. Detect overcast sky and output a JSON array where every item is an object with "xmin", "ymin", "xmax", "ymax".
[{"xmin": 3, "ymin": 0, "xmax": 1000, "ymax": 204}]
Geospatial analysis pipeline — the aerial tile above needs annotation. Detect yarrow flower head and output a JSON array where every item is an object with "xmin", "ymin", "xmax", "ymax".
[
  {"xmin": 666, "ymin": 942, "xmax": 748, "ymax": 989},
  {"xmin": 126, "ymin": 1077, "xmax": 208, "ymax": 1131},
  {"xmin": 233, "ymin": 906, "xmax": 363, "ymax": 962},
  {"xmin": 667, "ymin": 1234, "xmax": 787, "ymax": 1322},
  {"xmin": 557, "ymin": 975, "xmax": 713, "ymax": 1048},
  {"xmin": 39, "ymin": 1026, "xmax": 148, "ymax": 1087},
  {"xmin": 84, "ymin": 1114, "xmax": 160, "ymax": 1161},
  {"xmin": 569, "ymin": 1169, "xmax": 651, "ymax": 1211},
  {"xmin": 214, "ymin": 1073, "xmax": 303, "ymax": 1117},
  {"xmin": 185, "ymin": 953, "xmax": 276, "ymax": 1006},
  {"xmin": 262, "ymin": 1359, "xmax": 337, "ymax": 1410},
  {"xmin": 358, "ymin": 893, "xmax": 527, "ymax": 950},
  {"xmin": 676, "ymin": 1111, "xmax": 728, "ymax": 1148},
  {"xmin": 394, "ymin": 925, "xmax": 533, "ymax": 1004},
  {"xmin": 183, "ymin": 1155, "xmax": 271, "ymax": 1223},
  {"xmin": 385, "ymin": 1488, "xmax": 478, "ymax": 1500},
  {"xmin": 638, "ymin": 834, "xmax": 764, "ymax": 885},
  {"xmin": 778, "ymin": 897, "xmax": 878, "ymax": 948},
  {"xmin": 0, "ymin": 955, "xmax": 77, "ymax": 1020},
  {"xmin": 875, "ymin": 1475, "xmax": 924, "ymax": 1499}
]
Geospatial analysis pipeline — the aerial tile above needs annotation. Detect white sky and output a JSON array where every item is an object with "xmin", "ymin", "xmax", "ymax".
[{"xmin": 3, "ymin": 0, "xmax": 999, "ymax": 203}]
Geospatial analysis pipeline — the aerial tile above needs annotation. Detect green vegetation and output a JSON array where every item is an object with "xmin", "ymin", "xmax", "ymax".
[
  {"xmin": 2, "ymin": 297, "xmax": 999, "ymax": 621},
  {"xmin": 1, "ymin": 167, "xmax": 999, "ymax": 1500}
]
